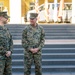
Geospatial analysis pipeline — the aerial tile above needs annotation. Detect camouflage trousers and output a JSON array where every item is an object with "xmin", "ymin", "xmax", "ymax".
[
  {"xmin": 0, "ymin": 57, "xmax": 12, "ymax": 75},
  {"xmin": 24, "ymin": 51, "xmax": 42, "ymax": 75}
]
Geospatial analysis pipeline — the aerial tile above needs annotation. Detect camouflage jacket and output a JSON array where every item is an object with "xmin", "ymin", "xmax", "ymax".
[
  {"xmin": 22, "ymin": 24, "xmax": 45, "ymax": 51},
  {"xmin": 0, "ymin": 25, "xmax": 13, "ymax": 56}
]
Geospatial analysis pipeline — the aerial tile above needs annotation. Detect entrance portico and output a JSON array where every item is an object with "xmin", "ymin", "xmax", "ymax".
[{"xmin": 7, "ymin": 0, "xmax": 74, "ymax": 24}]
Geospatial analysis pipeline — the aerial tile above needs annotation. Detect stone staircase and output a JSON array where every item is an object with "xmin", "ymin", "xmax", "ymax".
[
  {"xmin": 5, "ymin": 24, "xmax": 75, "ymax": 75},
  {"xmin": 6, "ymin": 24, "xmax": 75, "ymax": 40}
]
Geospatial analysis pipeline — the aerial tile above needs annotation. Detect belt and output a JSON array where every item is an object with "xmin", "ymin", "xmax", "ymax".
[{"xmin": 32, "ymin": 45, "xmax": 38, "ymax": 48}]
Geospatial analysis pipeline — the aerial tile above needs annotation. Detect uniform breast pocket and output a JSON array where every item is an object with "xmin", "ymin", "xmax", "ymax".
[
  {"xmin": 27, "ymin": 32, "xmax": 33, "ymax": 40},
  {"xmin": 35, "ymin": 31, "xmax": 41, "ymax": 39}
]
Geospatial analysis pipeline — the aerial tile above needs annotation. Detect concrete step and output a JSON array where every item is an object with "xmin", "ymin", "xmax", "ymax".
[
  {"xmin": 13, "ymin": 47, "xmax": 75, "ymax": 53},
  {"xmin": 11, "ymin": 33, "xmax": 75, "ymax": 36},
  {"xmin": 12, "ymin": 59, "xmax": 75, "ymax": 66},
  {"xmin": 12, "ymin": 53, "xmax": 75, "ymax": 59},
  {"xmin": 12, "ymin": 35, "xmax": 75, "ymax": 39},
  {"xmin": 12, "ymin": 65, "xmax": 75, "ymax": 72}
]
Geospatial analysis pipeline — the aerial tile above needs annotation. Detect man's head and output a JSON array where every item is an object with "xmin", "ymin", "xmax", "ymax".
[
  {"xmin": 29, "ymin": 13, "xmax": 38, "ymax": 25},
  {"xmin": 0, "ymin": 12, "xmax": 9, "ymax": 24}
]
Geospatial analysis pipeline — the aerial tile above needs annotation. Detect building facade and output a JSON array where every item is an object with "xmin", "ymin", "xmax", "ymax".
[{"xmin": 0, "ymin": 0, "xmax": 74, "ymax": 24}]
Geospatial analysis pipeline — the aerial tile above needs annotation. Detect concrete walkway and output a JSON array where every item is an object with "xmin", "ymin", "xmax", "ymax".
[
  {"xmin": 13, "ymin": 39, "xmax": 75, "ymax": 45},
  {"xmin": 13, "ymin": 72, "xmax": 75, "ymax": 75}
]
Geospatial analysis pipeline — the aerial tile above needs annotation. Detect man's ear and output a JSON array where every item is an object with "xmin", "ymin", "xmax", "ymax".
[
  {"xmin": 0, "ymin": 16, "xmax": 3, "ymax": 21},
  {"xmin": 0, "ymin": 17, "xmax": 2, "ymax": 20},
  {"xmin": 36, "ymin": 18, "xmax": 37, "ymax": 20}
]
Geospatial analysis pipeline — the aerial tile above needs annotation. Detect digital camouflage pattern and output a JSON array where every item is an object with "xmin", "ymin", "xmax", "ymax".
[
  {"xmin": 30, "ymin": 13, "xmax": 38, "ymax": 19},
  {"xmin": 0, "ymin": 25, "xmax": 13, "ymax": 75},
  {"xmin": 22, "ymin": 24, "xmax": 45, "ymax": 75}
]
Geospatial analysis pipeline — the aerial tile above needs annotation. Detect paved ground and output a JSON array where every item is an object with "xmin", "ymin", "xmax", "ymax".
[
  {"xmin": 13, "ymin": 72, "xmax": 75, "ymax": 75},
  {"xmin": 50, "ymin": 72, "xmax": 75, "ymax": 75}
]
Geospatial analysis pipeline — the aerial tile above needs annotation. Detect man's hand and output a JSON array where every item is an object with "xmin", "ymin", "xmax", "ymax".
[
  {"xmin": 33, "ymin": 48, "xmax": 39, "ymax": 53},
  {"xmin": 5, "ymin": 51, "xmax": 11, "ymax": 57},
  {"xmin": 30, "ymin": 48, "xmax": 39, "ymax": 53},
  {"xmin": 30, "ymin": 48, "xmax": 34, "ymax": 52}
]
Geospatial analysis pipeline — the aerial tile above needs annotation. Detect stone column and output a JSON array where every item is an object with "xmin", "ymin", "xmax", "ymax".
[
  {"xmin": 9, "ymin": 0, "xmax": 21, "ymax": 24},
  {"xmin": 53, "ymin": 0, "xmax": 58, "ymax": 22},
  {"xmin": 72, "ymin": 0, "xmax": 75, "ymax": 23}
]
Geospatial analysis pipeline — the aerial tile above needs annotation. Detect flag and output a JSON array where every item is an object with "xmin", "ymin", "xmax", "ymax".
[
  {"xmin": 34, "ymin": 0, "xmax": 39, "ymax": 22},
  {"xmin": 35, "ymin": 0, "xmax": 39, "ymax": 13},
  {"xmin": 58, "ymin": 0, "xmax": 64, "ymax": 22},
  {"xmin": 44, "ymin": 0, "xmax": 49, "ymax": 22}
]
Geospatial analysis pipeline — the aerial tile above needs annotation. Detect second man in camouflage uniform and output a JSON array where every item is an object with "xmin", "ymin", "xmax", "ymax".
[{"xmin": 22, "ymin": 13, "xmax": 45, "ymax": 75}]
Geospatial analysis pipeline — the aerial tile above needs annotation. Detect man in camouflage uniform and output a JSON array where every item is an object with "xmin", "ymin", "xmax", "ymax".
[
  {"xmin": 0, "ymin": 12, "xmax": 13, "ymax": 75},
  {"xmin": 22, "ymin": 13, "xmax": 45, "ymax": 75}
]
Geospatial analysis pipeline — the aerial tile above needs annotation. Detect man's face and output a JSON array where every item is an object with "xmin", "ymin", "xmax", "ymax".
[
  {"xmin": 1, "ymin": 17, "xmax": 8, "ymax": 24},
  {"xmin": 30, "ymin": 18, "xmax": 37, "ymax": 25}
]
